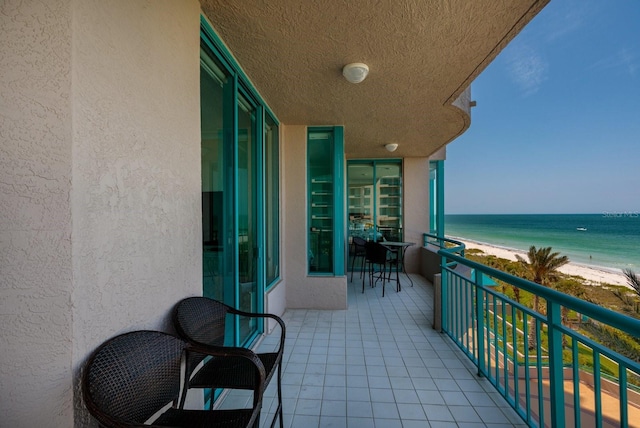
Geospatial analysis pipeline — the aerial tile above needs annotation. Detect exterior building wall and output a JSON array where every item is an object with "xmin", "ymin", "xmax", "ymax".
[
  {"xmin": 403, "ymin": 158, "xmax": 431, "ymax": 273},
  {"xmin": 282, "ymin": 125, "xmax": 347, "ymax": 309},
  {"xmin": 1, "ymin": 1, "xmax": 201, "ymax": 426},
  {"xmin": 71, "ymin": 1, "xmax": 202, "ymax": 425},
  {"xmin": 1, "ymin": 0, "xmax": 74, "ymax": 426}
]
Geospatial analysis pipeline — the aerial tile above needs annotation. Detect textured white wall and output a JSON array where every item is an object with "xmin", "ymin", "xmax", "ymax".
[
  {"xmin": 0, "ymin": 0, "xmax": 74, "ymax": 426},
  {"xmin": 282, "ymin": 125, "xmax": 347, "ymax": 309},
  {"xmin": 71, "ymin": 1, "xmax": 201, "ymax": 426},
  {"xmin": 1, "ymin": 0, "xmax": 201, "ymax": 426},
  {"xmin": 403, "ymin": 158, "xmax": 431, "ymax": 273}
]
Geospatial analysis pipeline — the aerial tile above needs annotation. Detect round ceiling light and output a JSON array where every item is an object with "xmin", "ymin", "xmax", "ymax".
[
  {"xmin": 342, "ymin": 63, "xmax": 369, "ymax": 84},
  {"xmin": 385, "ymin": 143, "xmax": 398, "ymax": 152}
]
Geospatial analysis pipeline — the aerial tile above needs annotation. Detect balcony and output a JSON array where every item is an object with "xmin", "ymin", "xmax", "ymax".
[
  {"xmin": 221, "ymin": 273, "xmax": 526, "ymax": 427},
  {"xmin": 221, "ymin": 237, "xmax": 640, "ymax": 428}
]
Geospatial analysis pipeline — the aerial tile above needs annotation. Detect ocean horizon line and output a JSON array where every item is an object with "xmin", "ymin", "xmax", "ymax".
[
  {"xmin": 446, "ymin": 234, "xmax": 626, "ymax": 276},
  {"xmin": 444, "ymin": 213, "xmax": 640, "ymax": 272}
]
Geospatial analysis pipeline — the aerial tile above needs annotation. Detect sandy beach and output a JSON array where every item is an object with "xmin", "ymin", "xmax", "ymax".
[{"xmin": 452, "ymin": 237, "xmax": 631, "ymax": 288}]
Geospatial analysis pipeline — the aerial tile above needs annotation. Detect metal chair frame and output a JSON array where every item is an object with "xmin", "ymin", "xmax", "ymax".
[
  {"xmin": 82, "ymin": 330, "xmax": 265, "ymax": 428},
  {"xmin": 173, "ymin": 297, "xmax": 285, "ymax": 428}
]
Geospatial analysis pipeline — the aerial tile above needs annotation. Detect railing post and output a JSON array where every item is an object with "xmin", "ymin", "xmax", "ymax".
[
  {"xmin": 440, "ymin": 255, "xmax": 448, "ymax": 333},
  {"xmin": 474, "ymin": 270, "xmax": 485, "ymax": 377},
  {"xmin": 433, "ymin": 274, "xmax": 442, "ymax": 332},
  {"xmin": 547, "ymin": 299, "xmax": 565, "ymax": 427}
]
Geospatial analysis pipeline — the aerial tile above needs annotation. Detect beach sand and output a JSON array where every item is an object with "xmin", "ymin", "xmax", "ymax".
[{"xmin": 453, "ymin": 238, "xmax": 631, "ymax": 288}]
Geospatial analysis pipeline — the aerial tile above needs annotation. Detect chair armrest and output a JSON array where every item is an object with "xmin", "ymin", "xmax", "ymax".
[
  {"xmin": 226, "ymin": 308, "xmax": 286, "ymax": 353},
  {"xmin": 180, "ymin": 342, "xmax": 267, "ymax": 409},
  {"xmin": 185, "ymin": 342, "xmax": 267, "ymax": 383}
]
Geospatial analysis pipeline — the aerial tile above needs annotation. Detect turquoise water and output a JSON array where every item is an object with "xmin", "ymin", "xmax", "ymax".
[{"xmin": 445, "ymin": 214, "xmax": 640, "ymax": 272}]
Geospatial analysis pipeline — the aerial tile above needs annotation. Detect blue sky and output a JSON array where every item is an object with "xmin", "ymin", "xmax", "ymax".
[{"xmin": 445, "ymin": 0, "xmax": 640, "ymax": 214}]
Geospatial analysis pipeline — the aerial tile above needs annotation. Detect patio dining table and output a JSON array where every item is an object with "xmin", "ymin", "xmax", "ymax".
[{"xmin": 381, "ymin": 241, "xmax": 414, "ymax": 291}]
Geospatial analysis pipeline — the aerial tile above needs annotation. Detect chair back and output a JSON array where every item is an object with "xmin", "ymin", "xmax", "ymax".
[
  {"xmin": 82, "ymin": 330, "xmax": 185, "ymax": 426},
  {"xmin": 173, "ymin": 297, "xmax": 230, "ymax": 347},
  {"xmin": 352, "ymin": 236, "xmax": 366, "ymax": 254},
  {"xmin": 365, "ymin": 241, "xmax": 388, "ymax": 264}
]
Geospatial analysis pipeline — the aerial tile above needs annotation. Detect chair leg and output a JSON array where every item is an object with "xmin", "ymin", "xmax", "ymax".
[
  {"xmin": 274, "ymin": 362, "xmax": 284, "ymax": 428},
  {"xmin": 350, "ymin": 250, "xmax": 355, "ymax": 282},
  {"xmin": 382, "ymin": 262, "xmax": 387, "ymax": 297},
  {"xmin": 362, "ymin": 260, "xmax": 366, "ymax": 292}
]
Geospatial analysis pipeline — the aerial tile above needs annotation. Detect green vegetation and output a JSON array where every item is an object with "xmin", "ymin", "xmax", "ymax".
[
  {"xmin": 464, "ymin": 248, "xmax": 640, "ymax": 383},
  {"xmin": 515, "ymin": 246, "xmax": 569, "ymax": 349}
]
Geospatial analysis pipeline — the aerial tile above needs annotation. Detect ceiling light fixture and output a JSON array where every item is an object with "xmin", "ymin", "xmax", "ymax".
[
  {"xmin": 342, "ymin": 63, "xmax": 369, "ymax": 84},
  {"xmin": 385, "ymin": 143, "xmax": 398, "ymax": 152}
]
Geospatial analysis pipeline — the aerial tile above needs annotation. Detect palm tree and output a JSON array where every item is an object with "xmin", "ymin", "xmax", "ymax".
[
  {"xmin": 624, "ymin": 269, "xmax": 640, "ymax": 312},
  {"xmin": 516, "ymin": 246, "xmax": 569, "ymax": 350},
  {"xmin": 623, "ymin": 269, "xmax": 640, "ymax": 297}
]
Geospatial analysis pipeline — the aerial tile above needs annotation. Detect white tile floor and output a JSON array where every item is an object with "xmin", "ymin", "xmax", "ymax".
[{"xmin": 224, "ymin": 274, "xmax": 527, "ymax": 428}]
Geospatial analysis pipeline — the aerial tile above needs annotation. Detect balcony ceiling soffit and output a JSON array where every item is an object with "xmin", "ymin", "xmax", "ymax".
[{"xmin": 200, "ymin": 0, "xmax": 548, "ymax": 158}]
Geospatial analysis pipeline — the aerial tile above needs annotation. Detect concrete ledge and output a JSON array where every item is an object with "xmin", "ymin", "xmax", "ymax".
[{"xmin": 420, "ymin": 244, "xmax": 442, "ymax": 283}]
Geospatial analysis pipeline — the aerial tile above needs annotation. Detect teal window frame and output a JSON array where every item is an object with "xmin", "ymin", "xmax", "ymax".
[
  {"xmin": 264, "ymin": 114, "xmax": 280, "ymax": 289},
  {"xmin": 307, "ymin": 127, "xmax": 345, "ymax": 276},
  {"xmin": 429, "ymin": 160, "xmax": 445, "ymax": 237},
  {"xmin": 200, "ymin": 16, "xmax": 280, "ymax": 336}
]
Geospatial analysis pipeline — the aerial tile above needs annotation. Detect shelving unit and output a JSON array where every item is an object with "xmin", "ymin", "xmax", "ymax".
[
  {"xmin": 348, "ymin": 185, "xmax": 373, "ymax": 218},
  {"xmin": 309, "ymin": 177, "xmax": 333, "ymax": 272},
  {"xmin": 377, "ymin": 176, "xmax": 402, "ymax": 241}
]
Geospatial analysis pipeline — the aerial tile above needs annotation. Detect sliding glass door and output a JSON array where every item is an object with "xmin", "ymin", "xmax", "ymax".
[
  {"xmin": 347, "ymin": 160, "xmax": 403, "ymax": 244},
  {"xmin": 201, "ymin": 46, "xmax": 234, "ymax": 307},
  {"xmin": 237, "ymin": 93, "xmax": 258, "ymax": 342},
  {"xmin": 200, "ymin": 18, "xmax": 280, "ymax": 349}
]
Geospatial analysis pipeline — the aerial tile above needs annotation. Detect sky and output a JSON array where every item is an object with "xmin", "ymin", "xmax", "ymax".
[{"xmin": 445, "ymin": 0, "xmax": 640, "ymax": 215}]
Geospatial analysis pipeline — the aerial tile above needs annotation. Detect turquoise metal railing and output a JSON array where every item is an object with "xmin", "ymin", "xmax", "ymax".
[{"xmin": 424, "ymin": 233, "xmax": 640, "ymax": 428}]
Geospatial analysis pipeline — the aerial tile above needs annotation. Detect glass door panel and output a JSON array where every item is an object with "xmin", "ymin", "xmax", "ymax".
[
  {"xmin": 347, "ymin": 163, "xmax": 375, "ymax": 242},
  {"xmin": 237, "ymin": 93, "xmax": 258, "ymax": 342},
  {"xmin": 308, "ymin": 132, "xmax": 334, "ymax": 273},
  {"xmin": 201, "ymin": 47, "xmax": 234, "ymax": 310},
  {"xmin": 376, "ymin": 163, "xmax": 402, "ymax": 242},
  {"xmin": 347, "ymin": 160, "xmax": 403, "ymax": 250}
]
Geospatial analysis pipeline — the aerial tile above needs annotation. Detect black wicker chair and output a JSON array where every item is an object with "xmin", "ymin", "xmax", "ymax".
[
  {"xmin": 173, "ymin": 297, "xmax": 285, "ymax": 428},
  {"xmin": 350, "ymin": 236, "xmax": 367, "ymax": 281},
  {"xmin": 363, "ymin": 241, "xmax": 399, "ymax": 297},
  {"xmin": 82, "ymin": 330, "xmax": 265, "ymax": 428}
]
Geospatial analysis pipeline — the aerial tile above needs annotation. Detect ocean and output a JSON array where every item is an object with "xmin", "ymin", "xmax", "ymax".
[{"xmin": 445, "ymin": 214, "xmax": 640, "ymax": 272}]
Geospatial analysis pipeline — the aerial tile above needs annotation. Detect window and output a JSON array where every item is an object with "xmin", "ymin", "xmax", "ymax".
[
  {"xmin": 347, "ymin": 160, "xmax": 403, "ymax": 244},
  {"xmin": 307, "ymin": 127, "xmax": 344, "ymax": 275},
  {"xmin": 200, "ymin": 16, "xmax": 281, "ymax": 343},
  {"xmin": 429, "ymin": 160, "xmax": 444, "ymax": 237},
  {"xmin": 265, "ymin": 115, "xmax": 279, "ymax": 287}
]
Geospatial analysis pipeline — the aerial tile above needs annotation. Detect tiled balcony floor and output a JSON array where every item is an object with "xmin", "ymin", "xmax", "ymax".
[{"xmin": 225, "ymin": 274, "xmax": 526, "ymax": 427}]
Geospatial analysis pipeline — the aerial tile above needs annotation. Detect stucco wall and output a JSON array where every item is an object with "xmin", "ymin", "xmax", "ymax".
[
  {"xmin": 1, "ymin": 1, "xmax": 74, "ymax": 426},
  {"xmin": 1, "ymin": 1, "xmax": 201, "ymax": 426},
  {"xmin": 402, "ymin": 157, "xmax": 431, "ymax": 273},
  {"xmin": 282, "ymin": 125, "xmax": 347, "ymax": 309},
  {"xmin": 71, "ymin": 1, "xmax": 201, "ymax": 426}
]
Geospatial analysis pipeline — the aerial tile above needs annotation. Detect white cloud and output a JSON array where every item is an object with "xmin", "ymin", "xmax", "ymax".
[
  {"xmin": 505, "ymin": 42, "xmax": 549, "ymax": 97},
  {"xmin": 589, "ymin": 48, "xmax": 638, "ymax": 77},
  {"xmin": 541, "ymin": 1, "xmax": 590, "ymax": 42}
]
